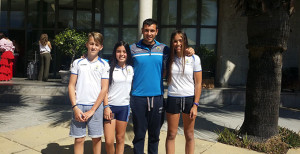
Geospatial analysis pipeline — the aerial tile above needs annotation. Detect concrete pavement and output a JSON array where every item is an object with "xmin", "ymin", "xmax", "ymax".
[{"xmin": 0, "ymin": 78, "xmax": 299, "ymax": 153}]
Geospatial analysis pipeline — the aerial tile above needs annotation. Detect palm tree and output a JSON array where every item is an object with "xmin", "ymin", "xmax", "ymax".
[{"xmin": 235, "ymin": 0, "xmax": 295, "ymax": 139}]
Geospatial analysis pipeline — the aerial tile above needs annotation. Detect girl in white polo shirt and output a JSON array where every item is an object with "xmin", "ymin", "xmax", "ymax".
[
  {"xmin": 165, "ymin": 30, "xmax": 202, "ymax": 154},
  {"xmin": 103, "ymin": 41, "xmax": 134, "ymax": 154}
]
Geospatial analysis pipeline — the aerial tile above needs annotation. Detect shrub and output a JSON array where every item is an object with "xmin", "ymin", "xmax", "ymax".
[
  {"xmin": 53, "ymin": 28, "xmax": 87, "ymax": 68},
  {"xmin": 216, "ymin": 126, "xmax": 300, "ymax": 154}
]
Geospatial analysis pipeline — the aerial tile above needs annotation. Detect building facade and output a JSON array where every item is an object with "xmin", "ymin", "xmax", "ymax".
[{"xmin": 1, "ymin": 0, "xmax": 299, "ymax": 87}]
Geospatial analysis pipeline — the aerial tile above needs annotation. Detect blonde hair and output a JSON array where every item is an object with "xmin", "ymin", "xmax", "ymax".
[
  {"xmin": 88, "ymin": 32, "xmax": 104, "ymax": 45},
  {"xmin": 40, "ymin": 34, "xmax": 48, "ymax": 46}
]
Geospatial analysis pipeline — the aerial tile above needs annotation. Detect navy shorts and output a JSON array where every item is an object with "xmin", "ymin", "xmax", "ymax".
[
  {"xmin": 104, "ymin": 105, "xmax": 130, "ymax": 122},
  {"xmin": 166, "ymin": 96, "xmax": 194, "ymax": 114}
]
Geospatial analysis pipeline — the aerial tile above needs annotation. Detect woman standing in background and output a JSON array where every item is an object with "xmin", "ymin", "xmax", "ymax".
[{"xmin": 38, "ymin": 33, "xmax": 52, "ymax": 81}]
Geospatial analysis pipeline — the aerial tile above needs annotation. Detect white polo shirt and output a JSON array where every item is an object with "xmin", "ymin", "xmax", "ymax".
[
  {"xmin": 71, "ymin": 57, "xmax": 109, "ymax": 105},
  {"xmin": 108, "ymin": 65, "xmax": 134, "ymax": 106},
  {"xmin": 168, "ymin": 55, "xmax": 202, "ymax": 97}
]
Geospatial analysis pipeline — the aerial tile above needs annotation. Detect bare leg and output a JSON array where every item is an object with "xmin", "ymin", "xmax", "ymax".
[
  {"xmin": 182, "ymin": 113, "xmax": 196, "ymax": 154},
  {"xmin": 165, "ymin": 113, "xmax": 180, "ymax": 154},
  {"xmin": 74, "ymin": 137, "xmax": 85, "ymax": 154},
  {"xmin": 104, "ymin": 120, "xmax": 116, "ymax": 154},
  {"xmin": 115, "ymin": 120, "xmax": 128, "ymax": 154},
  {"xmin": 92, "ymin": 137, "xmax": 102, "ymax": 154}
]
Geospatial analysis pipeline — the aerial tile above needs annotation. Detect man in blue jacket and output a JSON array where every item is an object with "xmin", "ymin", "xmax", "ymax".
[
  {"xmin": 130, "ymin": 19, "xmax": 194, "ymax": 154},
  {"xmin": 130, "ymin": 18, "xmax": 167, "ymax": 154}
]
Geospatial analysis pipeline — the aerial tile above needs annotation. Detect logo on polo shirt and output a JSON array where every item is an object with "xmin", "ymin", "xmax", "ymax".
[
  {"xmin": 185, "ymin": 58, "xmax": 193, "ymax": 65},
  {"xmin": 94, "ymin": 65, "xmax": 100, "ymax": 71},
  {"xmin": 156, "ymin": 46, "xmax": 161, "ymax": 52},
  {"xmin": 127, "ymin": 68, "xmax": 133, "ymax": 75}
]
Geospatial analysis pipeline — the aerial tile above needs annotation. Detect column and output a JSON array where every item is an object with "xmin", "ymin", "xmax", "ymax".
[{"xmin": 138, "ymin": 0, "xmax": 153, "ymax": 40}]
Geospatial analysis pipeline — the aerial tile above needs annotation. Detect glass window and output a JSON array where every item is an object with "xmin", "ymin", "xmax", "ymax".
[
  {"xmin": 123, "ymin": 0, "xmax": 138, "ymax": 25},
  {"xmin": 182, "ymin": 28, "xmax": 197, "ymax": 48},
  {"xmin": 58, "ymin": 0, "xmax": 73, "ymax": 28},
  {"xmin": 95, "ymin": 0, "xmax": 102, "ymax": 29},
  {"xmin": 201, "ymin": 0, "xmax": 217, "ymax": 26},
  {"xmin": 161, "ymin": 0, "xmax": 177, "ymax": 25},
  {"xmin": 200, "ymin": 28, "xmax": 217, "ymax": 50},
  {"xmin": 152, "ymin": 0, "xmax": 157, "ymax": 21},
  {"xmin": 160, "ymin": 28, "xmax": 176, "ymax": 46},
  {"xmin": 181, "ymin": 0, "xmax": 197, "ymax": 25},
  {"xmin": 10, "ymin": 0, "xmax": 25, "ymax": 28},
  {"xmin": 123, "ymin": 28, "xmax": 138, "ymax": 45},
  {"xmin": 103, "ymin": 28, "xmax": 118, "ymax": 55},
  {"xmin": 77, "ymin": 0, "xmax": 92, "ymax": 30},
  {"xmin": 28, "ymin": 0, "xmax": 39, "ymax": 28},
  {"xmin": 104, "ymin": 0, "xmax": 119, "ymax": 25},
  {"xmin": 0, "ymin": 0, "xmax": 8, "ymax": 27},
  {"xmin": 43, "ymin": 0, "xmax": 55, "ymax": 28}
]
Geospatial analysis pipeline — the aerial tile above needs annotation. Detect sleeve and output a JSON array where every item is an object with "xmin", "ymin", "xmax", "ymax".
[
  {"xmin": 70, "ymin": 59, "xmax": 79, "ymax": 75},
  {"xmin": 193, "ymin": 55, "xmax": 202, "ymax": 72},
  {"xmin": 102, "ymin": 62, "xmax": 110, "ymax": 79}
]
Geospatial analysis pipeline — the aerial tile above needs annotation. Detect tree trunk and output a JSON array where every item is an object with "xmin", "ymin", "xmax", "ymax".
[{"xmin": 240, "ymin": 5, "xmax": 290, "ymax": 139}]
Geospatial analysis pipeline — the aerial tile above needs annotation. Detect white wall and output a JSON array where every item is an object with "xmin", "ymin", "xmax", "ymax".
[{"xmin": 216, "ymin": 1, "xmax": 300, "ymax": 87}]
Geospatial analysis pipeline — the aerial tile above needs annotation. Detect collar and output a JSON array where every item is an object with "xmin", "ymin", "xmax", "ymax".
[
  {"xmin": 116, "ymin": 64, "xmax": 127, "ymax": 70},
  {"xmin": 136, "ymin": 39, "xmax": 161, "ymax": 50}
]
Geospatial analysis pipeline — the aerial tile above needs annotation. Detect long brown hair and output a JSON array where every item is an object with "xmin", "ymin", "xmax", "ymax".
[
  {"xmin": 167, "ymin": 30, "xmax": 189, "ymax": 85},
  {"xmin": 40, "ymin": 34, "xmax": 48, "ymax": 46}
]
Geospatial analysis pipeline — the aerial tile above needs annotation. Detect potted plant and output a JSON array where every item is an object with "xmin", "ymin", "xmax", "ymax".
[{"xmin": 53, "ymin": 28, "xmax": 87, "ymax": 83}]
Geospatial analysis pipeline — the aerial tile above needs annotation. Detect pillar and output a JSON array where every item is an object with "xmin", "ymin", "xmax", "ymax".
[{"xmin": 138, "ymin": 0, "xmax": 153, "ymax": 40}]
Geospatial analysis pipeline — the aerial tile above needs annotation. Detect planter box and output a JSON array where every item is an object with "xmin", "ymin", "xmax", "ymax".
[{"xmin": 58, "ymin": 70, "xmax": 70, "ymax": 84}]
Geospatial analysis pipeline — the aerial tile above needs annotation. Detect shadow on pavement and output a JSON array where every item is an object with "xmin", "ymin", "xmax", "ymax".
[{"xmin": 41, "ymin": 141, "xmax": 134, "ymax": 154}]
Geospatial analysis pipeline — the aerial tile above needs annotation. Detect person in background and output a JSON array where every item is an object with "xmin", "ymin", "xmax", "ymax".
[
  {"xmin": 103, "ymin": 41, "xmax": 133, "ymax": 154},
  {"xmin": 69, "ymin": 32, "xmax": 109, "ymax": 154},
  {"xmin": 165, "ymin": 30, "xmax": 202, "ymax": 154},
  {"xmin": 38, "ymin": 33, "xmax": 52, "ymax": 81}
]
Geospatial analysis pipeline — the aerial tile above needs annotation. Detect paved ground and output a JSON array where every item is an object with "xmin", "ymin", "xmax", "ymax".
[{"xmin": 0, "ymin": 78, "xmax": 299, "ymax": 154}]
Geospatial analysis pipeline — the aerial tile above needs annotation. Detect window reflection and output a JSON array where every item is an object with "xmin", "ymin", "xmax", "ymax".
[
  {"xmin": 123, "ymin": 0, "xmax": 138, "ymax": 25},
  {"xmin": 0, "ymin": 0, "xmax": 8, "ymax": 27},
  {"xmin": 200, "ymin": 28, "xmax": 216, "ymax": 50},
  {"xmin": 95, "ymin": 0, "xmax": 102, "ymax": 29},
  {"xmin": 77, "ymin": 0, "xmax": 92, "ymax": 29},
  {"xmin": 103, "ymin": 28, "xmax": 118, "ymax": 55},
  {"xmin": 58, "ymin": 0, "xmax": 73, "ymax": 28},
  {"xmin": 104, "ymin": 0, "xmax": 119, "ymax": 25},
  {"xmin": 123, "ymin": 28, "xmax": 138, "ymax": 45},
  {"xmin": 182, "ymin": 28, "xmax": 196, "ymax": 46},
  {"xmin": 28, "ymin": 0, "xmax": 39, "ymax": 28},
  {"xmin": 10, "ymin": 0, "xmax": 25, "ymax": 28},
  {"xmin": 43, "ymin": 0, "xmax": 55, "ymax": 28},
  {"xmin": 160, "ymin": 28, "xmax": 176, "ymax": 46},
  {"xmin": 201, "ymin": 0, "xmax": 217, "ymax": 26},
  {"xmin": 181, "ymin": 0, "xmax": 197, "ymax": 25},
  {"xmin": 161, "ymin": 0, "xmax": 176, "ymax": 25}
]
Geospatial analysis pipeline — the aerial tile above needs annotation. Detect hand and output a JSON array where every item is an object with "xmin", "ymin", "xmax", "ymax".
[
  {"xmin": 74, "ymin": 107, "xmax": 85, "ymax": 122},
  {"xmin": 83, "ymin": 110, "xmax": 95, "ymax": 121},
  {"xmin": 104, "ymin": 107, "xmax": 112, "ymax": 120},
  {"xmin": 189, "ymin": 106, "xmax": 198, "ymax": 119},
  {"xmin": 185, "ymin": 47, "xmax": 195, "ymax": 56}
]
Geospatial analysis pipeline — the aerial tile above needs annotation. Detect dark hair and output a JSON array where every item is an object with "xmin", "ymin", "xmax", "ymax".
[
  {"xmin": 143, "ymin": 18, "xmax": 158, "ymax": 29},
  {"xmin": 109, "ymin": 41, "xmax": 133, "ymax": 86},
  {"xmin": 167, "ymin": 30, "xmax": 189, "ymax": 85},
  {"xmin": 0, "ymin": 32, "xmax": 6, "ymax": 39}
]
